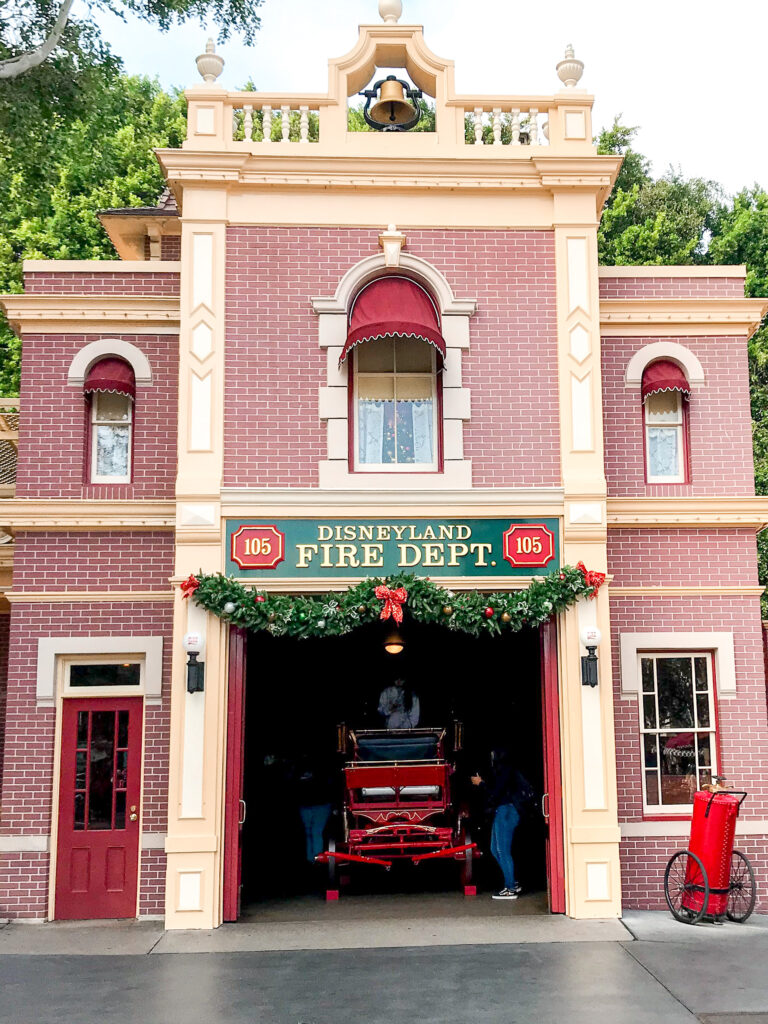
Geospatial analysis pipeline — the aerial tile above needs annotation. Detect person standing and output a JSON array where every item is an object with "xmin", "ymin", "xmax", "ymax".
[
  {"xmin": 471, "ymin": 748, "xmax": 534, "ymax": 900},
  {"xmin": 378, "ymin": 677, "xmax": 420, "ymax": 729},
  {"xmin": 296, "ymin": 754, "xmax": 334, "ymax": 866}
]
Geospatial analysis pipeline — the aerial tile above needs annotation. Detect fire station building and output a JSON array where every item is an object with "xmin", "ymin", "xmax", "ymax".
[{"xmin": 1, "ymin": 8, "xmax": 767, "ymax": 929}]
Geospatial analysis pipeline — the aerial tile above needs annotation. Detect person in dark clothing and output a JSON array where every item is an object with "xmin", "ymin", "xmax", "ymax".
[
  {"xmin": 295, "ymin": 754, "xmax": 335, "ymax": 864},
  {"xmin": 471, "ymin": 748, "xmax": 533, "ymax": 900}
]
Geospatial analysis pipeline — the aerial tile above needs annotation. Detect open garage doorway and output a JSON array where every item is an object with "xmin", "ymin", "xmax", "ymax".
[{"xmin": 223, "ymin": 617, "xmax": 564, "ymax": 921}]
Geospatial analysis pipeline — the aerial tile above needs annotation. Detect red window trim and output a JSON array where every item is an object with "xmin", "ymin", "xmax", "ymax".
[
  {"xmin": 642, "ymin": 392, "xmax": 691, "ymax": 486},
  {"xmin": 639, "ymin": 649, "xmax": 720, "ymax": 821},
  {"xmin": 347, "ymin": 347, "xmax": 445, "ymax": 474}
]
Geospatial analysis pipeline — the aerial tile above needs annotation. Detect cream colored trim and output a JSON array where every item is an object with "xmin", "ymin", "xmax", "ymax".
[
  {"xmin": 0, "ymin": 295, "xmax": 180, "ymax": 335},
  {"xmin": 599, "ymin": 266, "xmax": 746, "ymax": 279},
  {"xmin": 618, "ymin": 632, "xmax": 736, "ymax": 698},
  {"xmin": 607, "ymin": 496, "xmax": 768, "ymax": 529},
  {"xmin": 318, "ymin": 461, "xmax": 473, "ymax": 489},
  {"xmin": 621, "ymin": 819, "xmax": 768, "ymax": 837},
  {"xmin": 600, "ymin": 297, "xmax": 768, "ymax": 336},
  {"xmin": 0, "ymin": 835, "xmax": 50, "ymax": 853},
  {"xmin": 36, "ymin": 636, "xmax": 164, "ymax": 707},
  {"xmin": 22, "ymin": 260, "xmax": 181, "ymax": 274},
  {"xmin": 8, "ymin": 591, "xmax": 174, "ymax": 603},
  {"xmin": 624, "ymin": 342, "xmax": 705, "ymax": 388},
  {"xmin": 0, "ymin": 500, "xmax": 175, "ymax": 530},
  {"xmin": 611, "ymin": 586, "xmax": 764, "ymax": 597},
  {"xmin": 210, "ymin": 575, "xmax": 554, "ymax": 594},
  {"xmin": 219, "ymin": 486, "xmax": 564, "ymax": 511},
  {"xmin": 67, "ymin": 339, "xmax": 153, "ymax": 386},
  {"xmin": 141, "ymin": 833, "xmax": 167, "ymax": 850}
]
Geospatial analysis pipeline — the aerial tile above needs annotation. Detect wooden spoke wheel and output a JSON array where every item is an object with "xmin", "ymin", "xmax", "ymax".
[
  {"xmin": 664, "ymin": 850, "xmax": 709, "ymax": 925},
  {"xmin": 726, "ymin": 850, "xmax": 756, "ymax": 923},
  {"xmin": 460, "ymin": 826, "xmax": 474, "ymax": 889}
]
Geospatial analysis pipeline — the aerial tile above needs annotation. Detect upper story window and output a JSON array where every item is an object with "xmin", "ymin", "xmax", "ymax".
[
  {"xmin": 639, "ymin": 652, "xmax": 717, "ymax": 813},
  {"xmin": 341, "ymin": 276, "xmax": 445, "ymax": 473},
  {"xmin": 84, "ymin": 358, "xmax": 135, "ymax": 484},
  {"xmin": 642, "ymin": 360, "xmax": 690, "ymax": 483},
  {"xmin": 355, "ymin": 338, "xmax": 438, "ymax": 468}
]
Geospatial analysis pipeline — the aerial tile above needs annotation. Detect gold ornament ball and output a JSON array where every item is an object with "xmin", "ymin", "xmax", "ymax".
[
  {"xmin": 442, "ymin": 605, "xmax": 454, "ymax": 616},
  {"xmin": 357, "ymin": 605, "xmax": 367, "ymax": 615},
  {"xmin": 501, "ymin": 611, "xmax": 512, "ymax": 624},
  {"xmin": 267, "ymin": 612, "xmax": 277, "ymax": 623}
]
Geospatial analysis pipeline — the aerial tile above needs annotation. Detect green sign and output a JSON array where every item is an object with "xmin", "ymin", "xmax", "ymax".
[{"xmin": 226, "ymin": 518, "xmax": 560, "ymax": 579}]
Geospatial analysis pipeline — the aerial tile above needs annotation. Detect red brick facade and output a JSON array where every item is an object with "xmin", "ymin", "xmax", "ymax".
[
  {"xmin": 599, "ymin": 275, "xmax": 746, "ymax": 299},
  {"xmin": 0, "ymin": 614, "xmax": 9, "ymax": 804},
  {"xmin": 24, "ymin": 271, "xmax": 179, "ymax": 296},
  {"xmin": 15, "ymin": 333, "xmax": 178, "ymax": 500},
  {"xmin": 224, "ymin": 227, "xmax": 560, "ymax": 489},
  {"xmin": 602, "ymin": 334, "xmax": 755, "ymax": 497}
]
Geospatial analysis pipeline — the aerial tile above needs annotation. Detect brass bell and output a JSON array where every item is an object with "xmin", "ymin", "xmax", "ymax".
[{"xmin": 369, "ymin": 77, "xmax": 415, "ymax": 127}]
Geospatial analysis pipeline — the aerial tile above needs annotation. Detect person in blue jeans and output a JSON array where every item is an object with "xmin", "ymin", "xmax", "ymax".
[
  {"xmin": 472, "ymin": 748, "xmax": 533, "ymax": 900},
  {"xmin": 296, "ymin": 754, "xmax": 334, "ymax": 865}
]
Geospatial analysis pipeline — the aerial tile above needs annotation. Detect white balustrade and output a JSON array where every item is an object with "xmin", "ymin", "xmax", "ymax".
[
  {"xmin": 231, "ymin": 100, "xmax": 320, "ymax": 143},
  {"xmin": 461, "ymin": 105, "xmax": 550, "ymax": 146}
]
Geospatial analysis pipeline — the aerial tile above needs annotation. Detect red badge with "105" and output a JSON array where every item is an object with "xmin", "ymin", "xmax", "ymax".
[
  {"xmin": 502, "ymin": 524, "xmax": 555, "ymax": 568},
  {"xmin": 230, "ymin": 525, "xmax": 285, "ymax": 570}
]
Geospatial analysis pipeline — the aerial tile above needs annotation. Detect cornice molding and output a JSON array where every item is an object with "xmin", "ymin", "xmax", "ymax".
[
  {"xmin": 0, "ymin": 295, "xmax": 180, "ymax": 335},
  {"xmin": 600, "ymin": 297, "xmax": 768, "ymax": 338},
  {"xmin": 7, "ymin": 590, "xmax": 174, "ymax": 603},
  {"xmin": 610, "ymin": 586, "xmax": 764, "ymax": 597},
  {"xmin": 607, "ymin": 496, "xmax": 768, "ymax": 529},
  {"xmin": 0, "ymin": 500, "xmax": 176, "ymax": 531}
]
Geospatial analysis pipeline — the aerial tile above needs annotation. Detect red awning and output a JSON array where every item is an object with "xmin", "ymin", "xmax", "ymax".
[
  {"xmin": 340, "ymin": 277, "xmax": 445, "ymax": 365},
  {"xmin": 642, "ymin": 360, "xmax": 690, "ymax": 401},
  {"xmin": 84, "ymin": 358, "xmax": 135, "ymax": 400}
]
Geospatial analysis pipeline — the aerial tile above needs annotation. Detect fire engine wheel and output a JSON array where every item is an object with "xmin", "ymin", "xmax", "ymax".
[
  {"xmin": 664, "ymin": 850, "xmax": 709, "ymax": 925},
  {"xmin": 327, "ymin": 837, "xmax": 338, "ymax": 888},
  {"xmin": 460, "ymin": 827, "xmax": 473, "ymax": 888},
  {"xmin": 726, "ymin": 850, "xmax": 756, "ymax": 923}
]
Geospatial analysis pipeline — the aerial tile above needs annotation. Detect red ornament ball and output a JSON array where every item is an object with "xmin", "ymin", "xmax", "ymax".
[
  {"xmin": 484, "ymin": 606, "xmax": 494, "ymax": 619},
  {"xmin": 254, "ymin": 594, "xmax": 265, "ymax": 603},
  {"xmin": 559, "ymin": 573, "xmax": 565, "ymax": 580}
]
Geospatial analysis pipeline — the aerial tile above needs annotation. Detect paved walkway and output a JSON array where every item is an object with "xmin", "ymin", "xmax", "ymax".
[{"xmin": 0, "ymin": 911, "xmax": 766, "ymax": 1023}]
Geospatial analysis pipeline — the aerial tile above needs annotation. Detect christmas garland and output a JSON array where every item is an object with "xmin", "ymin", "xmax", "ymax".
[{"xmin": 182, "ymin": 563, "xmax": 604, "ymax": 640}]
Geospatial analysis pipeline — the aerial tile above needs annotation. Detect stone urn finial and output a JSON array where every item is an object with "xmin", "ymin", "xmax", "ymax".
[
  {"xmin": 379, "ymin": 0, "xmax": 402, "ymax": 23},
  {"xmin": 556, "ymin": 43, "xmax": 584, "ymax": 88},
  {"xmin": 196, "ymin": 37, "xmax": 225, "ymax": 84}
]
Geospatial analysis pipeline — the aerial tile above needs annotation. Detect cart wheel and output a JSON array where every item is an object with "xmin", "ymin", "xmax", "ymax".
[
  {"xmin": 726, "ymin": 850, "xmax": 756, "ymax": 923},
  {"xmin": 460, "ymin": 827, "xmax": 474, "ymax": 891},
  {"xmin": 664, "ymin": 850, "xmax": 709, "ymax": 924},
  {"xmin": 327, "ymin": 836, "xmax": 338, "ymax": 889}
]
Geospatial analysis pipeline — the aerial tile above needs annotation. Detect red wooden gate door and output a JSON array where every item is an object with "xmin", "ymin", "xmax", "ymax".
[
  {"xmin": 223, "ymin": 627, "xmax": 248, "ymax": 921},
  {"xmin": 55, "ymin": 697, "xmax": 143, "ymax": 920},
  {"xmin": 540, "ymin": 620, "xmax": 566, "ymax": 913}
]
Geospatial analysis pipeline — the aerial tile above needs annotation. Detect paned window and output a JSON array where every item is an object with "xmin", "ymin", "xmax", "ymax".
[
  {"xmin": 91, "ymin": 391, "xmax": 132, "ymax": 482},
  {"xmin": 639, "ymin": 652, "xmax": 716, "ymax": 811},
  {"xmin": 644, "ymin": 391, "xmax": 685, "ymax": 482},
  {"xmin": 354, "ymin": 338, "xmax": 438, "ymax": 470}
]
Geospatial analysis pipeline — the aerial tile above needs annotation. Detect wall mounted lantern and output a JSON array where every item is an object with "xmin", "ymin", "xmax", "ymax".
[
  {"xmin": 183, "ymin": 631, "xmax": 205, "ymax": 693},
  {"xmin": 361, "ymin": 75, "xmax": 423, "ymax": 132},
  {"xmin": 580, "ymin": 626, "xmax": 602, "ymax": 687}
]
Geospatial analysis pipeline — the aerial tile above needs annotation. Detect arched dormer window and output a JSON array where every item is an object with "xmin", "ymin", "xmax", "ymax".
[
  {"xmin": 84, "ymin": 358, "xmax": 135, "ymax": 483},
  {"xmin": 642, "ymin": 360, "xmax": 690, "ymax": 483},
  {"xmin": 340, "ymin": 277, "xmax": 445, "ymax": 471}
]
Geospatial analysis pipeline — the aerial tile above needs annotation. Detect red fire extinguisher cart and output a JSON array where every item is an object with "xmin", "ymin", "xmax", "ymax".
[{"xmin": 663, "ymin": 789, "xmax": 757, "ymax": 925}]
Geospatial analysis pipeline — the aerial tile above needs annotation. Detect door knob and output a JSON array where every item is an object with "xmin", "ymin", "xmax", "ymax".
[{"xmin": 129, "ymin": 812, "xmax": 138, "ymax": 821}]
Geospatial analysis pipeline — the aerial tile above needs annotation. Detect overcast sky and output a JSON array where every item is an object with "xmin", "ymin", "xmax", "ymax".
[{"xmin": 94, "ymin": 0, "xmax": 767, "ymax": 196}]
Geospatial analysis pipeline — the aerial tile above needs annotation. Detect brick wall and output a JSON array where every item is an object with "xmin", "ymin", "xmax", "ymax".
[
  {"xmin": 610, "ymin": 589, "xmax": 768, "ymax": 911},
  {"xmin": 602, "ymin": 334, "xmax": 754, "ymax": 496},
  {"xmin": 0, "ymin": 614, "xmax": 9, "ymax": 803},
  {"xmin": 224, "ymin": 227, "xmax": 560, "ymax": 489},
  {"xmin": 0, "ymin": 600, "xmax": 172, "ymax": 919},
  {"xmin": 599, "ymin": 275, "xmax": 745, "ymax": 299},
  {"xmin": 608, "ymin": 528, "xmax": 759, "ymax": 587},
  {"xmin": 161, "ymin": 236, "xmax": 181, "ymax": 261},
  {"xmin": 24, "ymin": 271, "xmax": 179, "ymax": 296},
  {"xmin": 15, "ymin": 333, "xmax": 178, "ymax": 499},
  {"xmin": 12, "ymin": 531, "xmax": 174, "ymax": 592}
]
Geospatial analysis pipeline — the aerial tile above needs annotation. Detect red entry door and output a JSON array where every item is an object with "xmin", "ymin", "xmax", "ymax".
[
  {"xmin": 55, "ymin": 697, "xmax": 143, "ymax": 920},
  {"xmin": 540, "ymin": 620, "xmax": 566, "ymax": 913},
  {"xmin": 223, "ymin": 627, "xmax": 248, "ymax": 921}
]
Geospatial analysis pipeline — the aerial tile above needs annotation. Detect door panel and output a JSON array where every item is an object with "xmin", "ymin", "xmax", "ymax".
[
  {"xmin": 223, "ymin": 627, "xmax": 247, "ymax": 921},
  {"xmin": 540, "ymin": 620, "xmax": 566, "ymax": 913},
  {"xmin": 55, "ymin": 697, "xmax": 143, "ymax": 920}
]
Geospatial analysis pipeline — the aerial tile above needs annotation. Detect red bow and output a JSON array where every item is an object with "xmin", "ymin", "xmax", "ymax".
[
  {"xmin": 374, "ymin": 584, "xmax": 408, "ymax": 624},
  {"xmin": 577, "ymin": 562, "xmax": 605, "ymax": 599},
  {"xmin": 180, "ymin": 574, "xmax": 200, "ymax": 600}
]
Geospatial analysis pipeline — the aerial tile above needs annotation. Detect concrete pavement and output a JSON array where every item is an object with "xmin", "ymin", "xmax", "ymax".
[{"xmin": 0, "ymin": 911, "xmax": 766, "ymax": 1023}]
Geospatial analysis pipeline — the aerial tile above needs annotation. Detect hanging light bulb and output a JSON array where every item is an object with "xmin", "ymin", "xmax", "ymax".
[{"xmin": 383, "ymin": 626, "xmax": 405, "ymax": 655}]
